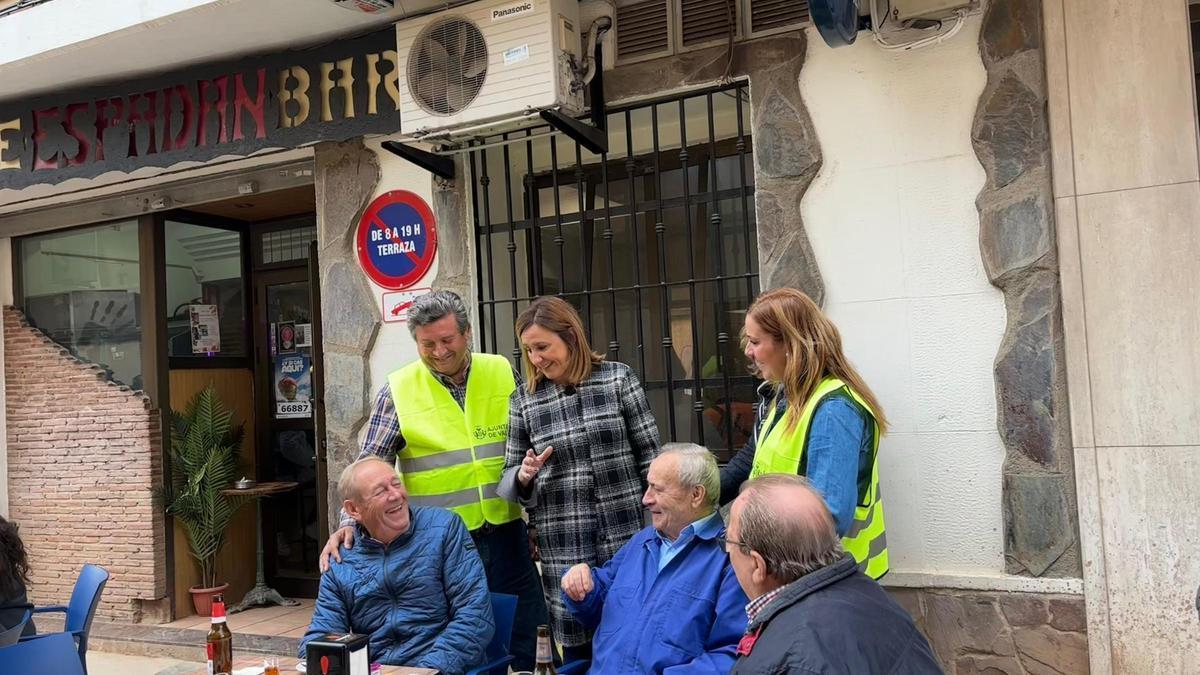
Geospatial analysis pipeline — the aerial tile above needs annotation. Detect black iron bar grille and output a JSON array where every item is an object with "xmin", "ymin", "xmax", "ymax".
[{"xmin": 469, "ymin": 82, "xmax": 760, "ymax": 462}]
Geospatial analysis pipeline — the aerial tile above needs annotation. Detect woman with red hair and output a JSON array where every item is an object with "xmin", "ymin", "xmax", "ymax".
[{"xmin": 720, "ymin": 288, "xmax": 891, "ymax": 580}]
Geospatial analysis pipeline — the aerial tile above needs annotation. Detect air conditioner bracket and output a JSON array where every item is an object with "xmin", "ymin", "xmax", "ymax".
[
  {"xmin": 381, "ymin": 140, "xmax": 456, "ymax": 181},
  {"xmin": 540, "ymin": 42, "xmax": 608, "ymax": 155}
]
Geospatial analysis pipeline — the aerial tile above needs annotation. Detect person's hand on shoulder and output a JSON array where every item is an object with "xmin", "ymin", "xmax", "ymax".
[{"xmin": 318, "ymin": 526, "xmax": 356, "ymax": 573}]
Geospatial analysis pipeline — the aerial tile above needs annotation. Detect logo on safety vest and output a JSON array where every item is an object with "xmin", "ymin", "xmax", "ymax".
[{"xmin": 473, "ymin": 423, "xmax": 508, "ymax": 440}]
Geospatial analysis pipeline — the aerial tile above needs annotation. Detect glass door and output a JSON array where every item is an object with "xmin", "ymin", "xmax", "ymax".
[{"xmin": 254, "ymin": 266, "xmax": 324, "ymax": 597}]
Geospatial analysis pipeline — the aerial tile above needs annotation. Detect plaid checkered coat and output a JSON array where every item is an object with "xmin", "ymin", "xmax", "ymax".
[{"xmin": 499, "ymin": 360, "xmax": 660, "ymax": 647}]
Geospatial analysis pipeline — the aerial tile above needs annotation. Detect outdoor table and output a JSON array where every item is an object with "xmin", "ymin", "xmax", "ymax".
[
  {"xmin": 221, "ymin": 480, "xmax": 301, "ymax": 613},
  {"xmin": 177, "ymin": 655, "xmax": 437, "ymax": 674}
]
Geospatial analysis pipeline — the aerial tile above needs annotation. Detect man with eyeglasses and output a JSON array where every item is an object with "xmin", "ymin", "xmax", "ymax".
[
  {"xmin": 725, "ymin": 474, "xmax": 941, "ymax": 674},
  {"xmin": 559, "ymin": 443, "xmax": 748, "ymax": 673}
]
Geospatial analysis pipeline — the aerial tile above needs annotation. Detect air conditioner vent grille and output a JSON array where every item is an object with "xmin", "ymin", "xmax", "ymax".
[
  {"xmin": 750, "ymin": 0, "xmax": 809, "ymax": 33},
  {"xmin": 681, "ymin": 0, "xmax": 737, "ymax": 46},
  {"xmin": 407, "ymin": 16, "xmax": 489, "ymax": 116},
  {"xmin": 617, "ymin": 0, "xmax": 670, "ymax": 58}
]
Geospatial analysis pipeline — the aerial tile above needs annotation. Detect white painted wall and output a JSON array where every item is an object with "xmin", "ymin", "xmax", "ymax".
[
  {"xmin": 800, "ymin": 17, "xmax": 1010, "ymax": 579},
  {"xmin": 362, "ymin": 135, "xmax": 437, "ymax": 402},
  {"xmin": 0, "ymin": 0, "xmax": 218, "ymax": 68}
]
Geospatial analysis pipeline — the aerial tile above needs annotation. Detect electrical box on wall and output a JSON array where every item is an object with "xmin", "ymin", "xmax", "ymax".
[{"xmin": 891, "ymin": 0, "xmax": 976, "ymax": 21}]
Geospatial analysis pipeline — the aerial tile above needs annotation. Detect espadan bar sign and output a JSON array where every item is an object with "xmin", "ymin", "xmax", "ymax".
[{"xmin": 0, "ymin": 27, "xmax": 401, "ymax": 190}]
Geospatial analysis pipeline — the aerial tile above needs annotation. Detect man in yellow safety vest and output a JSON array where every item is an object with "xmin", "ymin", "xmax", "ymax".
[{"xmin": 318, "ymin": 290, "xmax": 547, "ymax": 670}]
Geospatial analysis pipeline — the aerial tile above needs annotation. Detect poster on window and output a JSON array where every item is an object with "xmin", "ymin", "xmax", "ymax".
[
  {"xmin": 274, "ymin": 354, "xmax": 312, "ymax": 419},
  {"xmin": 295, "ymin": 323, "xmax": 313, "ymax": 348},
  {"xmin": 276, "ymin": 321, "xmax": 297, "ymax": 354},
  {"xmin": 189, "ymin": 304, "xmax": 221, "ymax": 354}
]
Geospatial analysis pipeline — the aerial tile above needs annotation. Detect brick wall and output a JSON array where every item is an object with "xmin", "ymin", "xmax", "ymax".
[{"xmin": 3, "ymin": 306, "xmax": 167, "ymax": 622}]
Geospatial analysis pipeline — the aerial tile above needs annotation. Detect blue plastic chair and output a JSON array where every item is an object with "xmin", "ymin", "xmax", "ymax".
[
  {"xmin": 0, "ymin": 631, "xmax": 86, "ymax": 674},
  {"xmin": 466, "ymin": 592, "xmax": 518, "ymax": 675},
  {"xmin": 0, "ymin": 608, "xmax": 30, "ymax": 648},
  {"xmin": 20, "ymin": 563, "xmax": 108, "ymax": 674}
]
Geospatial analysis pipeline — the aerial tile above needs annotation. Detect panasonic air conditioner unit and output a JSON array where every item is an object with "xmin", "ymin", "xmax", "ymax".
[{"xmin": 397, "ymin": 0, "xmax": 585, "ymax": 139}]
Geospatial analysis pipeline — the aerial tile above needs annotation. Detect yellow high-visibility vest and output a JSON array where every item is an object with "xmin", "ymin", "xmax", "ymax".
[
  {"xmin": 749, "ymin": 376, "xmax": 888, "ymax": 579},
  {"xmin": 388, "ymin": 353, "xmax": 522, "ymax": 530}
]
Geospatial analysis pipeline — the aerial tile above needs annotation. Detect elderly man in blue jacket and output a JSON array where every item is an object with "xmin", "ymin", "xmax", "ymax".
[
  {"xmin": 302, "ymin": 456, "xmax": 494, "ymax": 674},
  {"xmin": 560, "ymin": 443, "xmax": 747, "ymax": 673}
]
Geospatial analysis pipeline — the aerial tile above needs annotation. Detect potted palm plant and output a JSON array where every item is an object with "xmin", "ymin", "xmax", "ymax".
[{"xmin": 165, "ymin": 385, "xmax": 254, "ymax": 616}]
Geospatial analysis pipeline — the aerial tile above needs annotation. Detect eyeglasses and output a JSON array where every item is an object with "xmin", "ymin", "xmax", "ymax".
[{"xmin": 715, "ymin": 535, "xmax": 751, "ymax": 554}]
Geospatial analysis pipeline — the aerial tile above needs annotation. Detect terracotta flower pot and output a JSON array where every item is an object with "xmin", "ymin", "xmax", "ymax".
[{"xmin": 189, "ymin": 582, "xmax": 230, "ymax": 617}]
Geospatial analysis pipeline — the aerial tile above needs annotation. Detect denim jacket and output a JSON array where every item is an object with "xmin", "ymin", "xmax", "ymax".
[{"xmin": 719, "ymin": 382, "xmax": 873, "ymax": 536}]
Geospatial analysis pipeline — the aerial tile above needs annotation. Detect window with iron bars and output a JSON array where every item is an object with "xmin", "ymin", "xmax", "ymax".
[{"xmin": 470, "ymin": 82, "xmax": 759, "ymax": 462}]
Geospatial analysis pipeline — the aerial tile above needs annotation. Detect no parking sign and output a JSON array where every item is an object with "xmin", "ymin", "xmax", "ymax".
[{"xmin": 356, "ymin": 190, "xmax": 438, "ymax": 290}]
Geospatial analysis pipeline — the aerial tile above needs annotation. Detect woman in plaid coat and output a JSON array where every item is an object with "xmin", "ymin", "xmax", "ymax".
[{"xmin": 498, "ymin": 296, "xmax": 660, "ymax": 658}]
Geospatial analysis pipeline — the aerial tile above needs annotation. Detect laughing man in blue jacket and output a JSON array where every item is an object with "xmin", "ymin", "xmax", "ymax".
[
  {"xmin": 561, "ymin": 444, "xmax": 748, "ymax": 674},
  {"xmin": 302, "ymin": 456, "xmax": 494, "ymax": 674}
]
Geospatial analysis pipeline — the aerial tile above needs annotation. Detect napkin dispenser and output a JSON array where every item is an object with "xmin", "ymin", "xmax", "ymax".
[{"xmin": 306, "ymin": 633, "xmax": 370, "ymax": 675}]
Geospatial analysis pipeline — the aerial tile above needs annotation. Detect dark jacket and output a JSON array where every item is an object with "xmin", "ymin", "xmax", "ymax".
[
  {"xmin": 0, "ymin": 586, "xmax": 35, "ymax": 638},
  {"xmin": 301, "ymin": 507, "xmax": 494, "ymax": 675},
  {"xmin": 731, "ymin": 555, "xmax": 942, "ymax": 675}
]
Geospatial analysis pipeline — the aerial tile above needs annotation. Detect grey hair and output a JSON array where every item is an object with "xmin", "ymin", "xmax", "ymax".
[
  {"xmin": 407, "ymin": 290, "xmax": 471, "ymax": 339},
  {"xmin": 337, "ymin": 456, "xmax": 396, "ymax": 503},
  {"xmin": 738, "ymin": 474, "xmax": 844, "ymax": 584},
  {"xmin": 659, "ymin": 442, "xmax": 720, "ymax": 510}
]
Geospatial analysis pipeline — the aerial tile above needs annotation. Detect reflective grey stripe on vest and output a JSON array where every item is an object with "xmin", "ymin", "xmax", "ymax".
[
  {"xmin": 844, "ymin": 485, "xmax": 883, "ymax": 539},
  {"xmin": 845, "ymin": 507, "xmax": 876, "ymax": 539},
  {"xmin": 398, "ymin": 441, "xmax": 507, "ymax": 474},
  {"xmin": 474, "ymin": 441, "xmax": 506, "ymax": 461},
  {"xmin": 408, "ymin": 482, "xmax": 503, "ymax": 509},
  {"xmin": 856, "ymin": 533, "xmax": 889, "ymax": 573}
]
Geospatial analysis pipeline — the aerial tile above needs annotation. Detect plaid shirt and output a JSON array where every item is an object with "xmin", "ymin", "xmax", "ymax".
[
  {"xmin": 502, "ymin": 360, "xmax": 660, "ymax": 647},
  {"xmin": 340, "ymin": 356, "xmax": 519, "ymax": 529},
  {"xmin": 745, "ymin": 584, "xmax": 787, "ymax": 625}
]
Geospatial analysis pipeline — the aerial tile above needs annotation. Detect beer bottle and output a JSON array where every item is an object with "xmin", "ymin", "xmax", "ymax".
[
  {"xmin": 533, "ymin": 624, "xmax": 556, "ymax": 675},
  {"xmin": 206, "ymin": 594, "xmax": 234, "ymax": 675}
]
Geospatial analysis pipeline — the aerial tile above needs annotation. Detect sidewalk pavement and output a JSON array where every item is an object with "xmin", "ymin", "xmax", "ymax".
[{"xmin": 88, "ymin": 652, "xmax": 199, "ymax": 675}]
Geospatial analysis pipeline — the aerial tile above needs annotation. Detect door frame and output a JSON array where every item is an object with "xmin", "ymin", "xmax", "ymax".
[
  {"xmin": 251, "ymin": 264, "xmax": 323, "ymax": 597},
  {"xmin": 307, "ymin": 241, "xmax": 330, "ymax": 549}
]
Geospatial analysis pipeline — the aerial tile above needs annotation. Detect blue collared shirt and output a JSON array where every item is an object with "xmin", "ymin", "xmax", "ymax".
[
  {"xmin": 654, "ymin": 511, "xmax": 722, "ymax": 572},
  {"xmin": 562, "ymin": 517, "xmax": 748, "ymax": 674}
]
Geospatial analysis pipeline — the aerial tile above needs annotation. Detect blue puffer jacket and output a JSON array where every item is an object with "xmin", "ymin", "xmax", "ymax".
[{"xmin": 301, "ymin": 506, "xmax": 494, "ymax": 674}]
